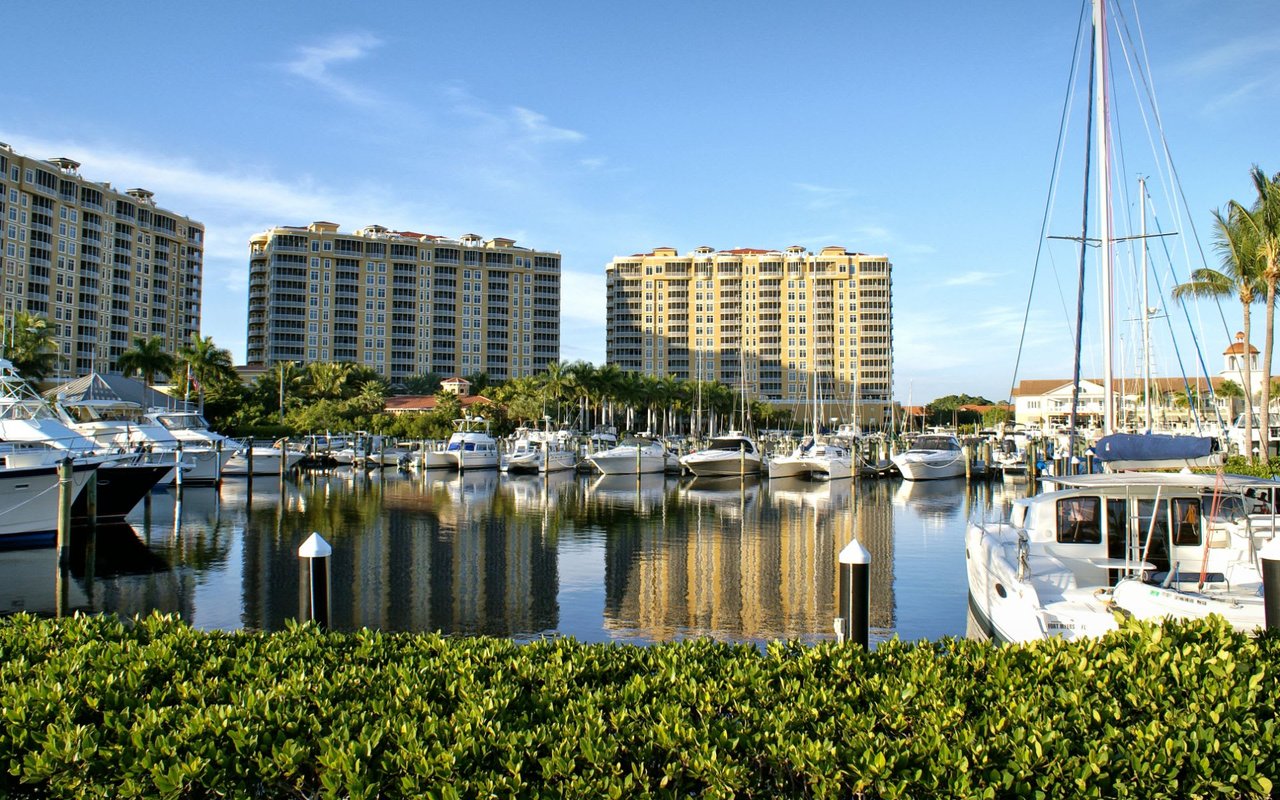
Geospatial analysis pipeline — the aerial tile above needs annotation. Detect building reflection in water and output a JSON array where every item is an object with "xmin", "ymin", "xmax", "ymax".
[
  {"xmin": 233, "ymin": 469, "xmax": 562, "ymax": 636},
  {"xmin": 600, "ymin": 475, "xmax": 864, "ymax": 643},
  {"xmin": 0, "ymin": 469, "xmax": 989, "ymax": 643}
]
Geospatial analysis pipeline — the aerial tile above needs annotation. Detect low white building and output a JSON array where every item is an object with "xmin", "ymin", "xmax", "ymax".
[{"xmin": 1012, "ymin": 333, "xmax": 1263, "ymax": 433}]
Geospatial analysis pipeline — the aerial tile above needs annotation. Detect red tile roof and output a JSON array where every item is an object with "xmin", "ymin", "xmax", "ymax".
[{"xmin": 384, "ymin": 394, "xmax": 493, "ymax": 413}]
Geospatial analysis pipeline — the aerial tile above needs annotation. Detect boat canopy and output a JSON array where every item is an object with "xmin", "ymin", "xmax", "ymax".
[{"xmin": 1093, "ymin": 433, "xmax": 1219, "ymax": 465}]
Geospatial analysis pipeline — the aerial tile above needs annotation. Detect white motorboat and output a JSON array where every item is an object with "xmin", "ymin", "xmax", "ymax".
[
  {"xmin": 890, "ymin": 435, "xmax": 966, "ymax": 481},
  {"xmin": 967, "ymin": 472, "xmax": 1278, "ymax": 643},
  {"xmin": 502, "ymin": 430, "xmax": 577, "ymax": 474},
  {"xmin": 0, "ymin": 361, "xmax": 171, "ymax": 518},
  {"xmin": 223, "ymin": 442, "xmax": 305, "ymax": 476},
  {"xmin": 412, "ymin": 441, "xmax": 456, "ymax": 471},
  {"xmin": 679, "ymin": 432, "xmax": 763, "ymax": 477},
  {"xmin": 443, "ymin": 417, "xmax": 500, "ymax": 471},
  {"xmin": 768, "ymin": 372, "xmax": 853, "ymax": 480},
  {"xmin": 767, "ymin": 436, "xmax": 853, "ymax": 481},
  {"xmin": 587, "ymin": 436, "xmax": 676, "ymax": 475},
  {"xmin": 143, "ymin": 409, "xmax": 238, "ymax": 482}
]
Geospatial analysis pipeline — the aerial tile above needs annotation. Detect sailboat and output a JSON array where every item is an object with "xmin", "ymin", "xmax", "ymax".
[
  {"xmin": 966, "ymin": 0, "xmax": 1263, "ymax": 643},
  {"xmin": 679, "ymin": 353, "xmax": 762, "ymax": 476},
  {"xmin": 768, "ymin": 371, "xmax": 852, "ymax": 480}
]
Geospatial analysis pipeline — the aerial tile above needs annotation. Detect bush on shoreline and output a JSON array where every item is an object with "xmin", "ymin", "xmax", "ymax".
[{"xmin": 0, "ymin": 613, "xmax": 1274, "ymax": 798}]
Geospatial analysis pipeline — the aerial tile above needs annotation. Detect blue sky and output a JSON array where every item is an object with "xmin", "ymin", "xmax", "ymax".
[{"xmin": 3, "ymin": 0, "xmax": 1278, "ymax": 403}]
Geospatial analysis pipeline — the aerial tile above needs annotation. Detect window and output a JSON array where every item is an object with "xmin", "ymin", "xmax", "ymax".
[
  {"xmin": 1056, "ymin": 497, "xmax": 1101, "ymax": 544},
  {"xmin": 1171, "ymin": 498, "xmax": 1201, "ymax": 546}
]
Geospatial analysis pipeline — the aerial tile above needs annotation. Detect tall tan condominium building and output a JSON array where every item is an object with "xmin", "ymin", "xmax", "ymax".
[
  {"xmin": 0, "ymin": 144, "xmax": 204, "ymax": 378},
  {"xmin": 605, "ymin": 245, "xmax": 892, "ymax": 428},
  {"xmin": 248, "ymin": 222, "xmax": 560, "ymax": 382}
]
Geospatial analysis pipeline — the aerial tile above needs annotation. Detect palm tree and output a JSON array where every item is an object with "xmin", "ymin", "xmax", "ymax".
[
  {"xmin": 539, "ymin": 361, "xmax": 570, "ymax": 424},
  {"xmin": 176, "ymin": 334, "xmax": 235, "ymax": 397},
  {"xmin": 261, "ymin": 361, "xmax": 305, "ymax": 421},
  {"xmin": 115, "ymin": 336, "xmax": 176, "ymax": 387},
  {"xmin": 304, "ymin": 361, "xmax": 355, "ymax": 401},
  {"xmin": 565, "ymin": 361, "xmax": 597, "ymax": 430},
  {"xmin": 1173, "ymin": 205, "xmax": 1263, "ymax": 461},
  {"xmin": 1239, "ymin": 167, "xmax": 1280, "ymax": 462},
  {"xmin": 3, "ymin": 311, "xmax": 61, "ymax": 382}
]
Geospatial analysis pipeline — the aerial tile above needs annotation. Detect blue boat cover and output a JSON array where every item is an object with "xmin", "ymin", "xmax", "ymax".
[{"xmin": 1093, "ymin": 433, "xmax": 1218, "ymax": 463}]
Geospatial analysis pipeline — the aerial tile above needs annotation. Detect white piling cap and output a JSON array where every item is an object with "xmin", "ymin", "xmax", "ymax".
[
  {"xmin": 838, "ymin": 538, "xmax": 871, "ymax": 565},
  {"xmin": 298, "ymin": 532, "xmax": 332, "ymax": 559},
  {"xmin": 1260, "ymin": 536, "xmax": 1280, "ymax": 563}
]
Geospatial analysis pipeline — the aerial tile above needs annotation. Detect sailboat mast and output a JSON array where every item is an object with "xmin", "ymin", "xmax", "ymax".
[
  {"xmin": 1094, "ymin": 0, "xmax": 1116, "ymax": 434},
  {"xmin": 1140, "ymin": 176, "xmax": 1152, "ymax": 431}
]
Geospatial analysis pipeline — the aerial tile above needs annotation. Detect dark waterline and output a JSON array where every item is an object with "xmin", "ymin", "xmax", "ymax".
[{"xmin": 0, "ymin": 469, "xmax": 1034, "ymax": 645}]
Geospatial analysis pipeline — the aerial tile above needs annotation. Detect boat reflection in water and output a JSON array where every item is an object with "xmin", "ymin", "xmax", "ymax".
[
  {"xmin": 587, "ymin": 472, "xmax": 670, "ymax": 514},
  {"xmin": 0, "ymin": 472, "xmax": 1015, "ymax": 645}
]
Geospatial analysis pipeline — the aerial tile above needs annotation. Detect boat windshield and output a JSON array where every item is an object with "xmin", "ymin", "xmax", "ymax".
[
  {"xmin": 912, "ymin": 436, "xmax": 958, "ymax": 451},
  {"xmin": 706, "ymin": 438, "xmax": 752, "ymax": 451},
  {"xmin": 156, "ymin": 414, "xmax": 211, "ymax": 431}
]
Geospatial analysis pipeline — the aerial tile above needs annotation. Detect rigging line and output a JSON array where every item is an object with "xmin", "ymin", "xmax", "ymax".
[
  {"xmin": 1008, "ymin": 0, "xmax": 1092, "ymax": 403},
  {"xmin": 1118, "ymin": 0, "xmax": 1224, "ymax": 344},
  {"xmin": 1112, "ymin": 0, "xmax": 1224, "ymax": 432},
  {"xmin": 1129, "ymin": 5, "xmax": 1230, "ymax": 438},
  {"xmin": 1149, "ymin": 203, "xmax": 1229, "ymax": 432}
]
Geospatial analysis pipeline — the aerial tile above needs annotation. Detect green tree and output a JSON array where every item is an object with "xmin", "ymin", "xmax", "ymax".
[
  {"xmin": 924, "ymin": 394, "xmax": 996, "ymax": 427},
  {"xmin": 3, "ymin": 311, "xmax": 61, "ymax": 382},
  {"xmin": 402, "ymin": 372, "xmax": 442, "ymax": 395},
  {"xmin": 115, "ymin": 336, "xmax": 176, "ymax": 387},
  {"xmin": 1173, "ymin": 204, "xmax": 1264, "ymax": 461},
  {"xmin": 302, "ymin": 362, "xmax": 356, "ymax": 401},
  {"xmin": 540, "ymin": 361, "xmax": 571, "ymax": 424},
  {"xmin": 176, "ymin": 334, "xmax": 236, "ymax": 398},
  {"xmin": 1239, "ymin": 167, "xmax": 1280, "ymax": 462},
  {"xmin": 981, "ymin": 406, "xmax": 1013, "ymax": 427}
]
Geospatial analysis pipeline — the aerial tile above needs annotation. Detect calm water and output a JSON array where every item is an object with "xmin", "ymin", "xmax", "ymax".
[{"xmin": 1, "ymin": 469, "xmax": 1036, "ymax": 645}]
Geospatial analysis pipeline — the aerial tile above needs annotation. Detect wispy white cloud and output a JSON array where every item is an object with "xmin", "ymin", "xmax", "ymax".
[
  {"xmin": 943, "ymin": 270, "xmax": 1002, "ymax": 287},
  {"xmin": 1172, "ymin": 32, "xmax": 1280, "ymax": 76},
  {"xmin": 0, "ymin": 130, "xmax": 474, "ymax": 361},
  {"xmin": 793, "ymin": 182, "xmax": 855, "ymax": 211},
  {"xmin": 511, "ymin": 107, "xmax": 585, "ymax": 144},
  {"xmin": 1202, "ymin": 77, "xmax": 1273, "ymax": 114},
  {"xmin": 282, "ymin": 32, "xmax": 384, "ymax": 106},
  {"xmin": 442, "ymin": 83, "xmax": 586, "ymax": 159}
]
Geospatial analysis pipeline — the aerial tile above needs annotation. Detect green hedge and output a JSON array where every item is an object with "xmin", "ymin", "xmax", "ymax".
[{"xmin": 0, "ymin": 613, "xmax": 1275, "ymax": 798}]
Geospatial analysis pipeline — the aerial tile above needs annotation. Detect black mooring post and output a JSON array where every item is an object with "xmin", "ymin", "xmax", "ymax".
[
  {"xmin": 1262, "ymin": 538, "xmax": 1280, "ymax": 631},
  {"xmin": 837, "ymin": 539, "xmax": 871, "ymax": 648}
]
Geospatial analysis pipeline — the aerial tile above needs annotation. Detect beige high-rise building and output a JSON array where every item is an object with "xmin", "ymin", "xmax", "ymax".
[
  {"xmin": 0, "ymin": 144, "xmax": 204, "ymax": 378},
  {"xmin": 605, "ymin": 245, "xmax": 893, "ymax": 429},
  {"xmin": 247, "ymin": 222, "xmax": 560, "ymax": 382}
]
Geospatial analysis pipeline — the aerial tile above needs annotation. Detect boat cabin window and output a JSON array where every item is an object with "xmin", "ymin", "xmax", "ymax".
[
  {"xmin": 1171, "ymin": 498, "xmax": 1201, "ymax": 547},
  {"xmin": 913, "ymin": 436, "xmax": 957, "ymax": 451},
  {"xmin": 1106, "ymin": 498, "xmax": 1128, "ymax": 563},
  {"xmin": 1209, "ymin": 495, "xmax": 1247, "ymax": 523},
  {"xmin": 1056, "ymin": 497, "xmax": 1101, "ymax": 544}
]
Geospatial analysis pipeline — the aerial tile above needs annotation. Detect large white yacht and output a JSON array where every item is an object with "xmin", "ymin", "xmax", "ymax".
[
  {"xmin": 767, "ymin": 436, "xmax": 853, "ymax": 481},
  {"xmin": 444, "ymin": 417, "xmax": 500, "ymax": 471},
  {"xmin": 679, "ymin": 432, "xmax": 762, "ymax": 477},
  {"xmin": 0, "ymin": 361, "xmax": 170, "ymax": 518},
  {"xmin": 502, "ymin": 427, "xmax": 577, "ymax": 474},
  {"xmin": 0, "ymin": 461, "xmax": 97, "ymax": 543},
  {"xmin": 890, "ymin": 434, "xmax": 966, "ymax": 481},
  {"xmin": 966, "ymin": 472, "xmax": 1277, "ymax": 643},
  {"xmin": 587, "ymin": 436, "xmax": 676, "ymax": 475}
]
